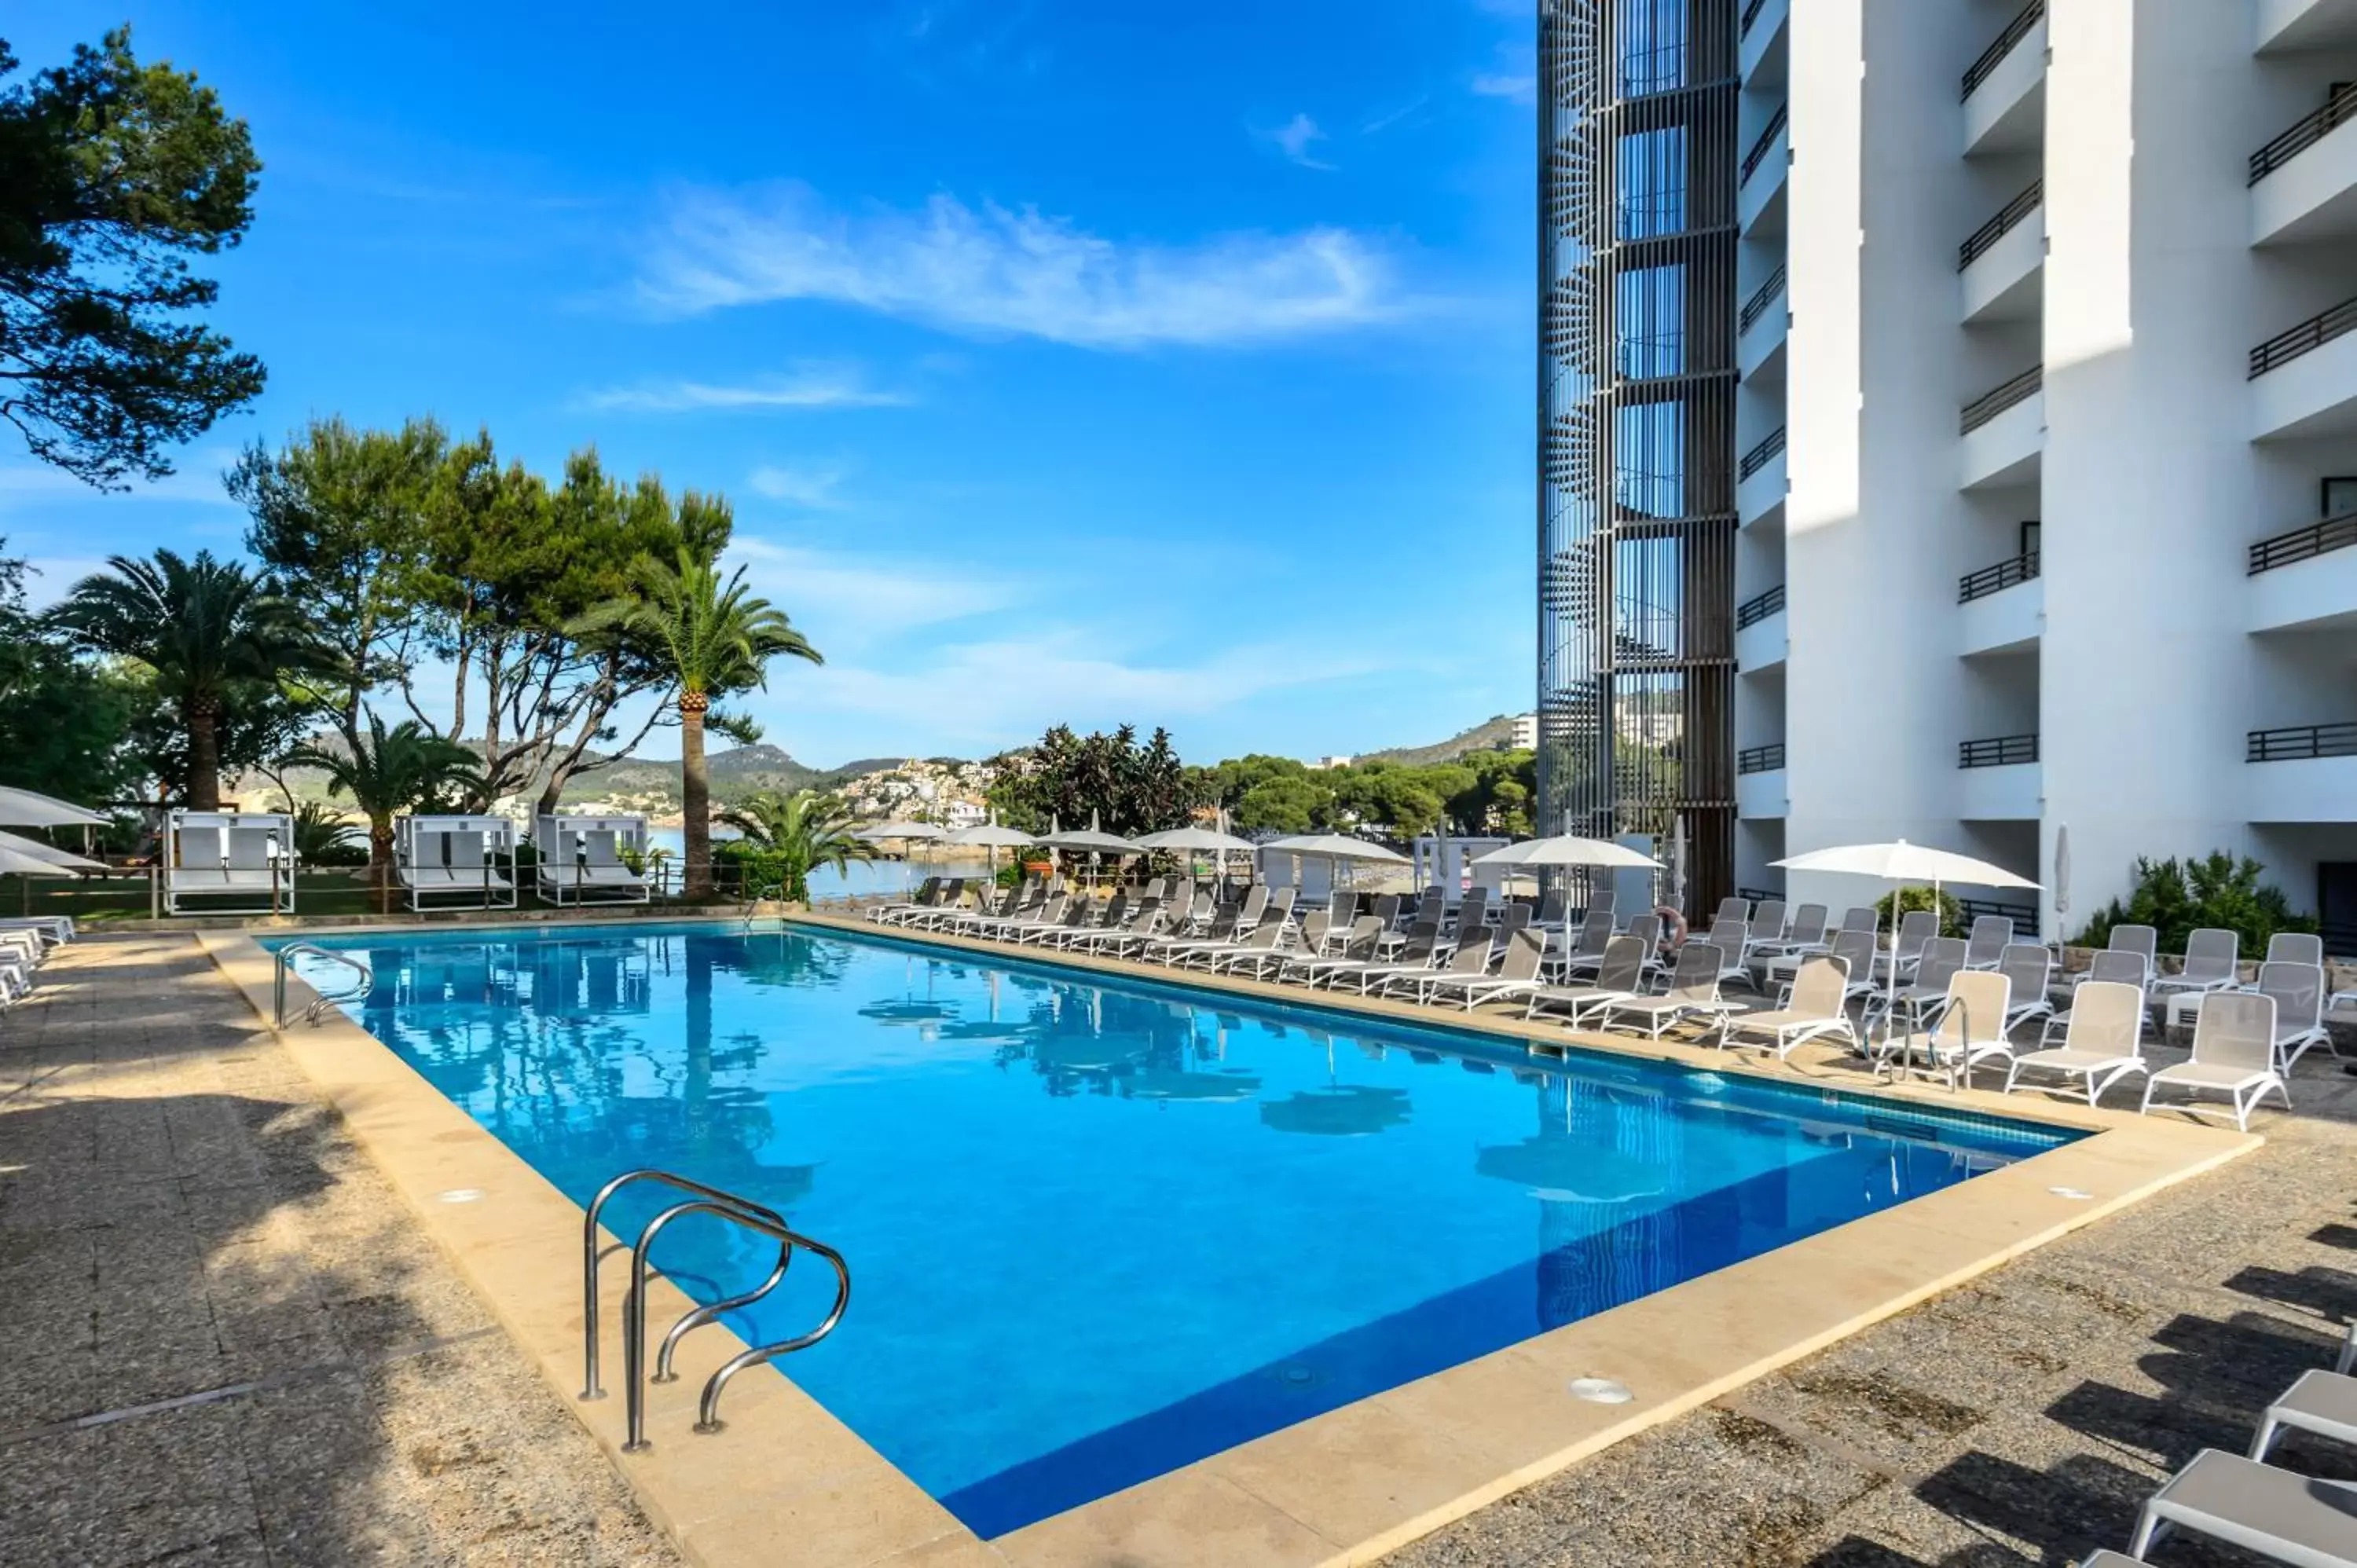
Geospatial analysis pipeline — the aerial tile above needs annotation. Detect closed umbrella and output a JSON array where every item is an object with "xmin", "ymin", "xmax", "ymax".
[{"xmin": 2052, "ymin": 822, "xmax": 2071, "ymax": 932}]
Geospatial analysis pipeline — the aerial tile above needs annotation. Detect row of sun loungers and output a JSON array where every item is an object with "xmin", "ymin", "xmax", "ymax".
[{"xmin": 0, "ymin": 915, "xmax": 72, "ymax": 1009}]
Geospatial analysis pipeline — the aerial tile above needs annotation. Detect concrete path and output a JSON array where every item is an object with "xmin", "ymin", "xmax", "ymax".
[{"xmin": 0, "ymin": 934, "xmax": 680, "ymax": 1566}]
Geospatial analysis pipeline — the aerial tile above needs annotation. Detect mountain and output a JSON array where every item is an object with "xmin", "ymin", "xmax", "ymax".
[
  {"xmin": 1357, "ymin": 715, "xmax": 1529, "ymax": 768},
  {"xmin": 554, "ymin": 745, "xmax": 906, "ymax": 806}
]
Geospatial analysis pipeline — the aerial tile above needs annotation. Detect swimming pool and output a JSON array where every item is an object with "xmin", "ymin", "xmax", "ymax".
[{"xmin": 277, "ymin": 920, "xmax": 2076, "ymax": 1537}]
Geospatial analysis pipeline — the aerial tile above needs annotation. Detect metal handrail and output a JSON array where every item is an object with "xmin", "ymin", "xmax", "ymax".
[
  {"xmin": 1960, "ymin": 365, "xmax": 2042, "ymax": 433},
  {"xmin": 1958, "ymin": 550, "xmax": 2040, "ymax": 603},
  {"xmin": 2250, "ymin": 82, "xmax": 2357, "ymax": 185},
  {"xmin": 2249, "ymin": 296, "xmax": 2357, "ymax": 379},
  {"xmin": 1963, "ymin": 0, "xmax": 2044, "ymax": 101},
  {"xmin": 1958, "ymin": 733, "xmax": 2039, "ymax": 768},
  {"xmin": 2249, "ymin": 513, "xmax": 2357, "ymax": 574},
  {"xmin": 273, "ymin": 943, "xmax": 372, "ymax": 1027},
  {"xmin": 1739, "ymin": 103, "xmax": 1789, "ymax": 188},
  {"xmin": 1736, "ymin": 583, "xmax": 1786, "ymax": 628},
  {"xmin": 1739, "ymin": 264, "xmax": 1787, "ymax": 336},
  {"xmin": 1737, "ymin": 742, "xmax": 1787, "ymax": 775},
  {"xmin": 2247, "ymin": 722, "xmax": 2357, "ymax": 763},
  {"xmin": 1739, "ymin": 426, "xmax": 1787, "ymax": 480},
  {"xmin": 1958, "ymin": 180, "xmax": 2043, "ymax": 270}
]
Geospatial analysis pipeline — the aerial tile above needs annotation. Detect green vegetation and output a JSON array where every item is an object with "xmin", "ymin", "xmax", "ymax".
[
  {"xmin": 1873, "ymin": 885, "xmax": 1965, "ymax": 940},
  {"xmin": 0, "ymin": 544, "xmax": 147, "ymax": 807},
  {"xmin": 2073, "ymin": 852, "xmax": 2315, "ymax": 954},
  {"xmin": 717, "ymin": 789, "xmax": 872, "ymax": 901},
  {"xmin": 284, "ymin": 714, "xmax": 486, "ymax": 903},
  {"xmin": 0, "ymin": 28, "xmax": 265, "ymax": 487},
  {"xmin": 1197, "ymin": 750, "xmax": 1534, "ymax": 840},
  {"xmin": 987, "ymin": 725, "xmax": 1193, "ymax": 838}
]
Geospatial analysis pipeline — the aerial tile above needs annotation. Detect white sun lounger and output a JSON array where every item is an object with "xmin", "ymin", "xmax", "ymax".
[
  {"xmin": 2007, "ymin": 980, "xmax": 2150, "ymax": 1106},
  {"xmin": 2044, "ymin": 950, "xmax": 2152, "ymax": 1046},
  {"xmin": 2130, "ymin": 1448, "xmax": 2357, "ymax": 1567},
  {"xmin": 1717, "ymin": 954, "xmax": 1859, "ymax": 1059},
  {"xmin": 1384, "ymin": 932, "xmax": 1493, "ymax": 998},
  {"xmin": 2154, "ymin": 927, "xmax": 2242, "ymax": 1000},
  {"xmin": 1282, "ymin": 916, "xmax": 1384, "ymax": 985},
  {"xmin": 2256, "ymin": 960, "xmax": 2337, "ymax": 1073},
  {"xmin": 1420, "ymin": 927, "xmax": 1549, "ymax": 1010},
  {"xmin": 1996, "ymin": 943, "xmax": 2055, "ymax": 1035},
  {"xmin": 1593, "ymin": 943, "xmax": 1736, "ymax": 1042},
  {"xmin": 2143, "ymin": 990, "xmax": 2289, "ymax": 1132},
  {"xmin": 1887, "ymin": 968, "xmax": 2013, "ymax": 1089},
  {"xmin": 1959, "ymin": 914, "xmax": 2013, "ymax": 971},
  {"xmin": 1525, "ymin": 936, "xmax": 1651, "ymax": 1028},
  {"xmin": 2250, "ymin": 1368, "xmax": 2357, "ymax": 1467}
]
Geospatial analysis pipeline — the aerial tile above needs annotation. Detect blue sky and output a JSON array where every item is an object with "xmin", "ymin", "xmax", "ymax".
[{"xmin": 5, "ymin": 2, "xmax": 1538, "ymax": 767}]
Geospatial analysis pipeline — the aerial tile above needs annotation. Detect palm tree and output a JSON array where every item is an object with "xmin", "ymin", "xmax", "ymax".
[
  {"xmin": 719, "ymin": 789, "xmax": 872, "ymax": 902},
  {"xmin": 285, "ymin": 713, "xmax": 486, "ymax": 905},
  {"xmin": 50, "ymin": 549, "xmax": 317, "ymax": 808},
  {"xmin": 574, "ymin": 549, "xmax": 820, "ymax": 900}
]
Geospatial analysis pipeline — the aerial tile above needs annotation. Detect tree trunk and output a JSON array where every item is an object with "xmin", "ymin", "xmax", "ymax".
[
  {"xmin": 187, "ymin": 696, "xmax": 223, "ymax": 810},
  {"xmin": 370, "ymin": 818, "xmax": 395, "ymax": 914},
  {"xmin": 680, "ymin": 691, "xmax": 711, "ymax": 901}
]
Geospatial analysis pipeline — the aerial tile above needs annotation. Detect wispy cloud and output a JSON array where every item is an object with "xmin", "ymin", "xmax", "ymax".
[
  {"xmin": 1471, "ymin": 42, "xmax": 1538, "ymax": 104},
  {"xmin": 1259, "ymin": 112, "xmax": 1336, "ymax": 170},
  {"xmin": 0, "ymin": 452, "xmax": 243, "ymax": 507},
  {"xmin": 1360, "ymin": 94, "xmax": 1431, "ymax": 136},
  {"xmin": 632, "ymin": 183, "xmax": 1404, "ymax": 349},
  {"xmin": 576, "ymin": 364, "xmax": 909, "ymax": 414},
  {"xmin": 746, "ymin": 463, "xmax": 848, "ymax": 508},
  {"xmin": 731, "ymin": 537, "xmax": 1016, "ymax": 650}
]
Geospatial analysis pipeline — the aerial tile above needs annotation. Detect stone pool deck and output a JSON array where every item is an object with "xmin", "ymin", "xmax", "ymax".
[{"xmin": 3, "ymin": 928, "xmax": 2351, "ymax": 1566}]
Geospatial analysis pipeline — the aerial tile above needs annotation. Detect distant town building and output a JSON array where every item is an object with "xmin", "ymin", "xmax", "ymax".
[
  {"xmin": 1309, "ymin": 756, "xmax": 1355, "ymax": 771},
  {"xmin": 1508, "ymin": 714, "xmax": 1538, "ymax": 751}
]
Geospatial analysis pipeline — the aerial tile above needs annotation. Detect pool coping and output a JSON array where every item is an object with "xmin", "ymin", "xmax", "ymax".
[{"xmin": 202, "ymin": 916, "xmax": 2261, "ymax": 1568}]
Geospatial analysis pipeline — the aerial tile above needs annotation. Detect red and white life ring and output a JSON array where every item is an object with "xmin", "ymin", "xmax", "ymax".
[{"xmin": 1655, "ymin": 904, "xmax": 1688, "ymax": 947}]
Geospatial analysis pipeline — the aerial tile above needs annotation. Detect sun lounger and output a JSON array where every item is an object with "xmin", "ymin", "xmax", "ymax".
[
  {"xmin": 2154, "ymin": 928, "xmax": 2242, "ymax": 1001},
  {"xmin": 2250, "ymin": 1368, "xmax": 2357, "ymax": 1466},
  {"xmin": 1551, "ymin": 910, "xmax": 1615, "ymax": 979},
  {"xmin": 1384, "ymin": 931, "xmax": 1493, "ymax": 998},
  {"xmin": 1959, "ymin": 914, "xmax": 2013, "ymax": 971},
  {"xmin": 2341, "ymin": 1321, "xmax": 2355, "ymax": 1379},
  {"xmin": 1197, "ymin": 921, "xmax": 1290, "ymax": 976},
  {"xmin": 872, "ymin": 877, "xmax": 941, "ymax": 923},
  {"xmin": 905, "ymin": 879, "xmax": 974, "ymax": 929},
  {"xmin": 1420, "ymin": 927, "xmax": 1549, "ymax": 1010},
  {"xmin": 1283, "ymin": 916, "xmax": 1384, "ymax": 985},
  {"xmin": 2129, "ymin": 1448, "xmax": 2357, "ymax": 1566},
  {"xmin": 2044, "ymin": 950, "xmax": 2151, "ymax": 1045},
  {"xmin": 2256, "ymin": 960, "xmax": 2337, "ymax": 1073},
  {"xmin": 1711, "ymin": 896, "xmax": 1750, "ymax": 929},
  {"xmin": 1592, "ymin": 943, "xmax": 1736, "ymax": 1041},
  {"xmin": 2081, "ymin": 923, "xmax": 2157, "ymax": 987},
  {"xmin": 2143, "ymin": 991, "xmax": 2289, "ymax": 1132},
  {"xmin": 1688, "ymin": 918, "xmax": 1751, "ymax": 988},
  {"xmin": 1347, "ymin": 929, "xmax": 1448, "ymax": 995},
  {"xmin": 1890, "ymin": 968, "xmax": 2013, "ymax": 1088},
  {"xmin": 2268, "ymin": 932, "xmax": 2326, "ymax": 969},
  {"xmin": 1996, "ymin": 943, "xmax": 2055, "ymax": 1035},
  {"xmin": 1525, "ymin": 936, "xmax": 1652, "ymax": 1028},
  {"xmin": 1754, "ymin": 902, "xmax": 1830, "ymax": 958},
  {"xmin": 1745, "ymin": 899, "xmax": 1790, "ymax": 955},
  {"xmin": 1874, "ymin": 908, "xmax": 1940, "ymax": 983},
  {"xmin": 1870, "ymin": 936, "xmax": 1970, "ymax": 1034},
  {"xmin": 2007, "ymin": 980, "xmax": 2150, "ymax": 1106},
  {"xmin": 1716, "ymin": 954, "xmax": 1859, "ymax": 1059}
]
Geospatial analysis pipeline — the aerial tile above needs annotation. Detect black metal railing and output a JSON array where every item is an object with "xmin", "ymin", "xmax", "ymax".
[
  {"xmin": 1959, "ymin": 733, "xmax": 2038, "ymax": 768},
  {"xmin": 2248, "ymin": 722, "xmax": 2357, "ymax": 763},
  {"xmin": 1963, "ymin": 0, "xmax": 2044, "ymax": 101},
  {"xmin": 1740, "ymin": 104, "xmax": 1789, "ymax": 188},
  {"xmin": 1737, "ymin": 742, "xmax": 1787, "ymax": 775},
  {"xmin": 1738, "ymin": 885, "xmax": 1782, "ymax": 904},
  {"xmin": 2249, "ymin": 512, "xmax": 2357, "ymax": 574},
  {"xmin": 1960, "ymin": 365, "xmax": 2042, "ymax": 434},
  {"xmin": 2250, "ymin": 82, "xmax": 2357, "ymax": 185},
  {"xmin": 1739, "ymin": 426, "xmax": 1787, "ymax": 481},
  {"xmin": 1739, "ymin": 264, "xmax": 1788, "ymax": 336},
  {"xmin": 1736, "ymin": 582, "xmax": 1787, "ymax": 628},
  {"xmin": 2249, "ymin": 297, "xmax": 2357, "ymax": 379},
  {"xmin": 1958, "ymin": 551, "xmax": 2040, "ymax": 603},
  {"xmin": 1740, "ymin": 0, "xmax": 1770, "ymax": 39},
  {"xmin": 1957, "ymin": 897, "xmax": 2039, "ymax": 936},
  {"xmin": 1959, "ymin": 180, "xmax": 2044, "ymax": 270}
]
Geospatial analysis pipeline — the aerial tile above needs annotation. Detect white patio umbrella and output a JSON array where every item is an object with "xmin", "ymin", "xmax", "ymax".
[
  {"xmin": 0, "ymin": 830, "xmax": 108, "ymax": 874},
  {"xmin": 856, "ymin": 820, "xmax": 947, "ymax": 894},
  {"xmin": 0, "ymin": 844, "xmax": 71, "ymax": 877},
  {"xmin": 1469, "ymin": 835, "xmax": 1662, "ymax": 870},
  {"xmin": 1039, "ymin": 811, "xmax": 1142, "ymax": 890},
  {"xmin": 0, "ymin": 786, "xmax": 109, "ymax": 829},
  {"xmin": 1263, "ymin": 832, "xmax": 1409, "ymax": 896},
  {"xmin": 944, "ymin": 818, "xmax": 1035, "ymax": 887},
  {"xmin": 1134, "ymin": 824, "xmax": 1261, "ymax": 896},
  {"xmin": 1772, "ymin": 839, "xmax": 2040, "ymax": 1059}
]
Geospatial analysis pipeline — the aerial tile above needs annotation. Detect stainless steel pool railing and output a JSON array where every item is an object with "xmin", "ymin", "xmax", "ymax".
[
  {"xmin": 273, "ymin": 943, "xmax": 372, "ymax": 1027},
  {"xmin": 581, "ymin": 1169, "xmax": 852, "ymax": 1450}
]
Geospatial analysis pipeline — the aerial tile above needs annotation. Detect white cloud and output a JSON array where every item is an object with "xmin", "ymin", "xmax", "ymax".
[
  {"xmin": 746, "ymin": 464, "xmax": 848, "ymax": 508},
  {"xmin": 632, "ymin": 183, "xmax": 1402, "ymax": 349},
  {"xmin": 0, "ymin": 450, "xmax": 243, "ymax": 507},
  {"xmin": 1260, "ymin": 112, "xmax": 1336, "ymax": 171},
  {"xmin": 577, "ymin": 364, "xmax": 908, "ymax": 413},
  {"xmin": 1360, "ymin": 95, "xmax": 1431, "ymax": 136},
  {"xmin": 1471, "ymin": 71, "xmax": 1536, "ymax": 103},
  {"xmin": 729, "ymin": 537, "xmax": 1017, "ymax": 649}
]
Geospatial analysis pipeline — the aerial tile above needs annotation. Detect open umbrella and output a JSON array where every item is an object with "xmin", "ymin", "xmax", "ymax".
[
  {"xmin": 944, "ymin": 816, "xmax": 1033, "ymax": 888},
  {"xmin": 1039, "ymin": 811, "xmax": 1142, "ymax": 891},
  {"xmin": 0, "ymin": 787, "xmax": 109, "ymax": 828},
  {"xmin": 1470, "ymin": 835, "xmax": 1662, "ymax": 870},
  {"xmin": 857, "ymin": 819, "xmax": 946, "ymax": 894},
  {"xmin": 1772, "ymin": 839, "xmax": 2040, "ymax": 1064},
  {"xmin": 0, "ymin": 843, "xmax": 74, "ymax": 878},
  {"xmin": 1263, "ymin": 831, "xmax": 1409, "ymax": 899},
  {"xmin": 0, "ymin": 830, "xmax": 108, "ymax": 873},
  {"xmin": 1134, "ymin": 824, "xmax": 1259, "ymax": 894}
]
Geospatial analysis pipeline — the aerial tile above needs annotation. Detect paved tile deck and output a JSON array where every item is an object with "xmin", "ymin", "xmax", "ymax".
[{"xmin": 0, "ymin": 934, "xmax": 681, "ymax": 1566}]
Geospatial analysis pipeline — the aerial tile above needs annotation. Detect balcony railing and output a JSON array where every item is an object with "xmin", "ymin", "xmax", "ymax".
[
  {"xmin": 1739, "ymin": 264, "xmax": 1788, "ymax": 337},
  {"xmin": 1740, "ymin": 0, "xmax": 1770, "ymax": 39},
  {"xmin": 1737, "ymin": 742, "xmax": 1787, "ymax": 775},
  {"xmin": 1740, "ymin": 104, "xmax": 1789, "ymax": 188},
  {"xmin": 1959, "ymin": 550, "xmax": 2040, "ymax": 603},
  {"xmin": 2249, "ymin": 513, "xmax": 2357, "ymax": 574},
  {"xmin": 1739, "ymin": 427, "xmax": 1787, "ymax": 481},
  {"xmin": 2248, "ymin": 722, "xmax": 2357, "ymax": 762},
  {"xmin": 1959, "ymin": 733, "xmax": 2038, "ymax": 768},
  {"xmin": 1736, "ymin": 582, "xmax": 1787, "ymax": 628},
  {"xmin": 1960, "ymin": 365, "xmax": 2042, "ymax": 434},
  {"xmin": 1959, "ymin": 180, "xmax": 2044, "ymax": 271},
  {"xmin": 2249, "ymin": 297, "xmax": 2357, "ymax": 379},
  {"xmin": 2250, "ymin": 82, "xmax": 2357, "ymax": 185},
  {"xmin": 1957, "ymin": 897, "xmax": 2039, "ymax": 937},
  {"xmin": 1963, "ymin": 0, "xmax": 2044, "ymax": 101}
]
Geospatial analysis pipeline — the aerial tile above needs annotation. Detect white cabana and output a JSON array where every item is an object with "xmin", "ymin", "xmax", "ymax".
[
  {"xmin": 534, "ymin": 814, "xmax": 651, "ymax": 905},
  {"xmin": 396, "ymin": 814, "xmax": 519, "ymax": 911},
  {"xmin": 166, "ymin": 810, "xmax": 298, "ymax": 914}
]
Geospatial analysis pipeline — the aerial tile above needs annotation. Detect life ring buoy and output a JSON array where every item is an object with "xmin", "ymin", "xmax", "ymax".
[{"xmin": 1655, "ymin": 904, "xmax": 1688, "ymax": 947}]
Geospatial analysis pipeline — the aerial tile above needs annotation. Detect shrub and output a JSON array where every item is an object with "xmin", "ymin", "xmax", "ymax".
[
  {"xmin": 2073, "ymin": 852, "xmax": 2314, "ymax": 954},
  {"xmin": 1872, "ymin": 885, "xmax": 1964, "ymax": 940}
]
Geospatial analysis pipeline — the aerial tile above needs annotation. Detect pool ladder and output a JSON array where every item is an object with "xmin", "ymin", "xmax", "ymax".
[
  {"xmin": 272, "ymin": 943, "xmax": 373, "ymax": 1027},
  {"xmin": 581, "ymin": 1169, "xmax": 851, "ymax": 1451}
]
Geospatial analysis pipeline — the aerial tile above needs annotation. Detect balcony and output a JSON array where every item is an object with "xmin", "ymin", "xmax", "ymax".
[
  {"xmin": 1739, "ymin": 0, "xmax": 1788, "ymax": 89},
  {"xmin": 2250, "ymin": 514, "xmax": 2357, "ymax": 631},
  {"xmin": 2248, "ymin": 723, "xmax": 2357, "ymax": 822},
  {"xmin": 2250, "ymin": 296, "xmax": 2357, "ymax": 440},
  {"xmin": 1960, "ymin": 366, "xmax": 2044, "ymax": 489},
  {"xmin": 1958, "ymin": 552, "xmax": 2042, "ymax": 655},
  {"xmin": 1739, "ymin": 104, "xmax": 1789, "ymax": 238},
  {"xmin": 1739, "ymin": 265, "xmax": 1788, "ymax": 383},
  {"xmin": 1738, "ymin": 427, "xmax": 1787, "ymax": 528},
  {"xmin": 1736, "ymin": 584, "xmax": 1787, "ymax": 673},
  {"xmin": 2251, "ymin": 84, "xmax": 2357, "ymax": 245},
  {"xmin": 1958, "ymin": 734, "xmax": 2040, "ymax": 820},
  {"xmin": 2256, "ymin": 0, "xmax": 2357, "ymax": 54},
  {"xmin": 1959, "ymin": 181, "xmax": 2044, "ymax": 324},
  {"xmin": 1736, "ymin": 744, "xmax": 1787, "ymax": 820},
  {"xmin": 1963, "ymin": 1, "xmax": 2046, "ymax": 158}
]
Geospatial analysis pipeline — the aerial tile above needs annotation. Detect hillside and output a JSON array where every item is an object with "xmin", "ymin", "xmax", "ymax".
[
  {"xmin": 551, "ymin": 744, "xmax": 902, "ymax": 806},
  {"xmin": 1358, "ymin": 715, "xmax": 1528, "ymax": 768}
]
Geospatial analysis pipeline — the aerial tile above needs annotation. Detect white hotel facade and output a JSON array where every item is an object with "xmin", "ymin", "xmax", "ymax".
[{"xmin": 1539, "ymin": 0, "xmax": 2357, "ymax": 942}]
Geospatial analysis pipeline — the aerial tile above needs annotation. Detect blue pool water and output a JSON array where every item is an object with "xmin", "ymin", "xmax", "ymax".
[{"xmin": 277, "ymin": 921, "xmax": 2073, "ymax": 1537}]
